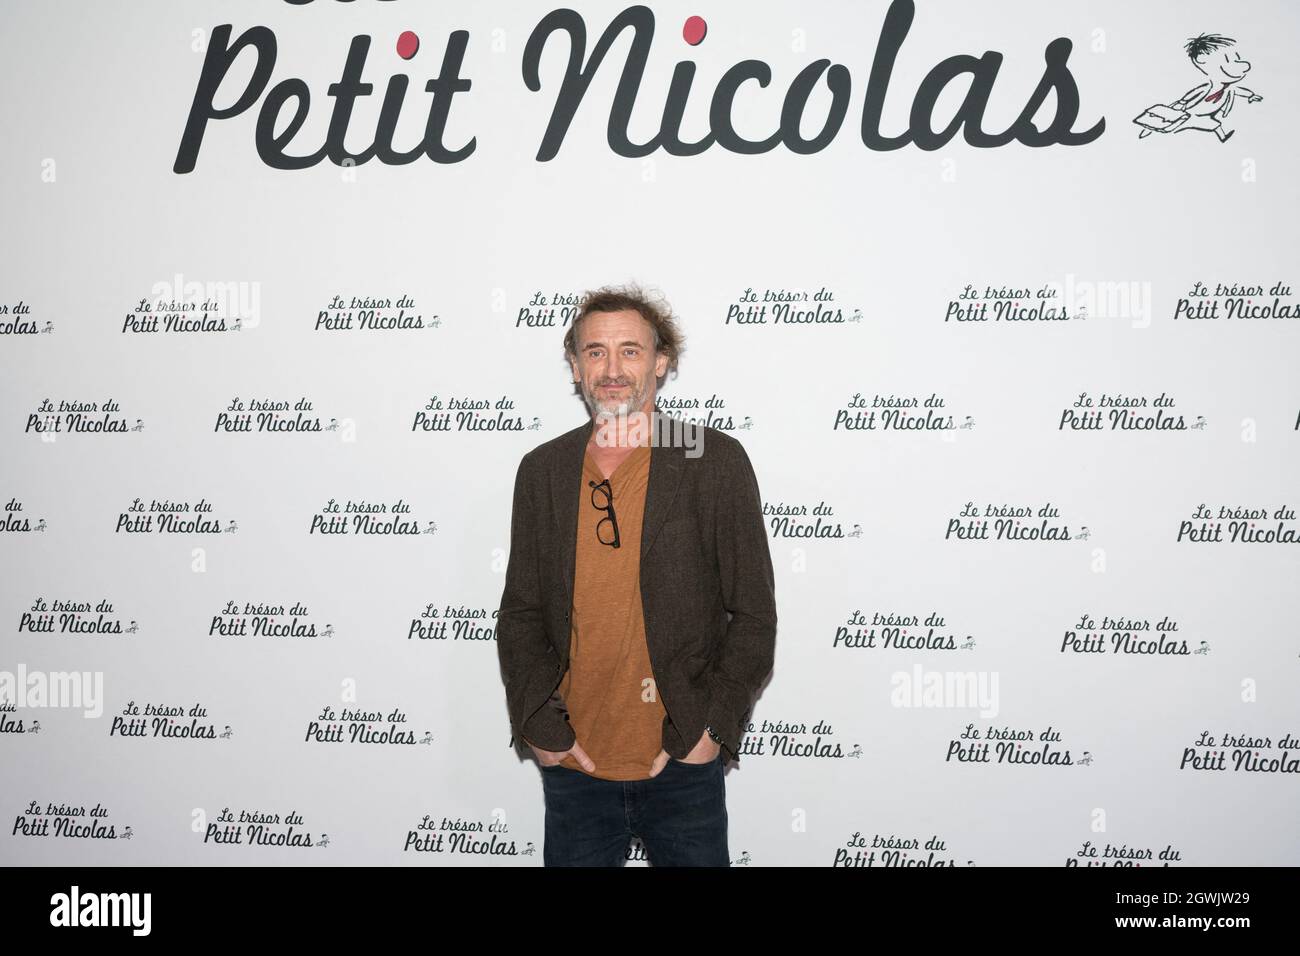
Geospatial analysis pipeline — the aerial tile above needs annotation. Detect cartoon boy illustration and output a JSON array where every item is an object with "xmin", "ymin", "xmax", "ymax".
[{"xmin": 1135, "ymin": 34, "xmax": 1262, "ymax": 142}]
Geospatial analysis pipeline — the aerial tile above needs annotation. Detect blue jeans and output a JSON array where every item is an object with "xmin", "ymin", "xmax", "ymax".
[{"xmin": 540, "ymin": 754, "xmax": 729, "ymax": 866}]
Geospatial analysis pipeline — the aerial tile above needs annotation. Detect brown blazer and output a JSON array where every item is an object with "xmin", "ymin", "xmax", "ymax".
[{"xmin": 496, "ymin": 408, "xmax": 776, "ymax": 764}]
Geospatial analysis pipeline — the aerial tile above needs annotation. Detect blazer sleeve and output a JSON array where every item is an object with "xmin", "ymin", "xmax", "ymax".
[
  {"xmin": 704, "ymin": 439, "xmax": 777, "ymax": 761},
  {"xmin": 497, "ymin": 454, "xmax": 575, "ymax": 754}
]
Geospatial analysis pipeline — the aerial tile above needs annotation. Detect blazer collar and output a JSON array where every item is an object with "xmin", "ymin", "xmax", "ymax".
[{"xmin": 550, "ymin": 407, "xmax": 686, "ymax": 600}]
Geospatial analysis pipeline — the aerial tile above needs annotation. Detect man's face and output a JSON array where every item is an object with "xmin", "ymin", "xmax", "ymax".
[
  {"xmin": 1197, "ymin": 46, "xmax": 1251, "ymax": 81},
  {"xmin": 569, "ymin": 309, "xmax": 669, "ymax": 420}
]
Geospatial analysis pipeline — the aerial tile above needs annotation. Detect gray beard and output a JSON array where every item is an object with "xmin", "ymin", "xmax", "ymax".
[{"xmin": 583, "ymin": 380, "xmax": 645, "ymax": 419}]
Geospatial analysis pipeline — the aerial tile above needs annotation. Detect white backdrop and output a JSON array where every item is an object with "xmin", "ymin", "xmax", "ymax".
[{"xmin": 2, "ymin": 0, "xmax": 1297, "ymax": 866}]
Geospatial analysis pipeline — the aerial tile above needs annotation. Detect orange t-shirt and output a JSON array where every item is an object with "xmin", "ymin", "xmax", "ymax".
[{"xmin": 557, "ymin": 441, "xmax": 666, "ymax": 780}]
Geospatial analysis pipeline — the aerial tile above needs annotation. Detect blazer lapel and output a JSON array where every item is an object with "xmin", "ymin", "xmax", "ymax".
[
  {"xmin": 550, "ymin": 418, "xmax": 590, "ymax": 610},
  {"xmin": 641, "ymin": 410, "xmax": 685, "ymax": 562}
]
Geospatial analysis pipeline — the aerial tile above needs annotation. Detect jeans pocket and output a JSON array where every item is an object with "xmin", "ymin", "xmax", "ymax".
[{"xmin": 671, "ymin": 753, "xmax": 718, "ymax": 768}]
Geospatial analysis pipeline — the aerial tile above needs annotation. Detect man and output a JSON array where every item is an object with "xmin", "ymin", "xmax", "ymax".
[
  {"xmin": 496, "ymin": 284, "xmax": 777, "ymax": 867},
  {"xmin": 1134, "ymin": 33, "xmax": 1262, "ymax": 143}
]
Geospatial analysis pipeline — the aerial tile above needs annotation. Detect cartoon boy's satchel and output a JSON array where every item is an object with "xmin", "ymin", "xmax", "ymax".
[{"xmin": 1132, "ymin": 103, "xmax": 1189, "ymax": 134}]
